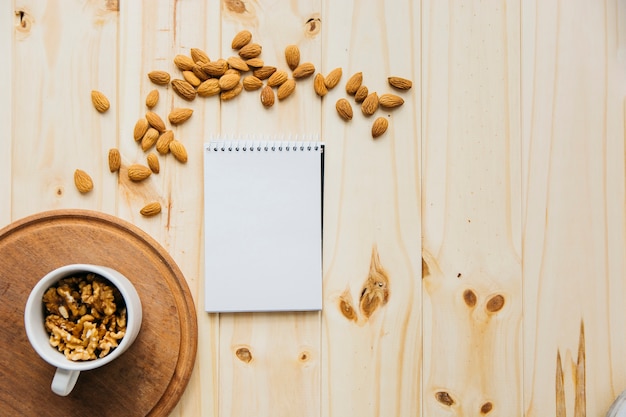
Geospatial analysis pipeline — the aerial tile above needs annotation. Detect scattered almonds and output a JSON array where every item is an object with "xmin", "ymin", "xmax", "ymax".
[
  {"xmin": 277, "ymin": 79, "xmax": 296, "ymax": 100},
  {"xmin": 171, "ymin": 79, "xmax": 197, "ymax": 101},
  {"xmin": 345, "ymin": 72, "xmax": 363, "ymax": 95},
  {"xmin": 147, "ymin": 153, "xmax": 160, "ymax": 174},
  {"xmin": 146, "ymin": 111, "xmax": 166, "ymax": 132},
  {"xmin": 74, "ymin": 169, "xmax": 94, "ymax": 193},
  {"xmin": 313, "ymin": 73, "xmax": 328, "ymax": 97},
  {"xmin": 108, "ymin": 148, "xmax": 121, "ymax": 173},
  {"xmin": 148, "ymin": 70, "xmax": 171, "ymax": 85},
  {"xmin": 127, "ymin": 164, "xmax": 152, "ymax": 182},
  {"xmin": 260, "ymin": 85, "xmax": 275, "ymax": 108},
  {"xmin": 89, "ymin": 32, "xmax": 414, "ymax": 222},
  {"xmin": 231, "ymin": 30, "xmax": 252, "ymax": 50},
  {"xmin": 285, "ymin": 45, "xmax": 300, "ymax": 71},
  {"xmin": 388, "ymin": 76, "xmax": 412, "ymax": 90},
  {"xmin": 140, "ymin": 202, "xmax": 162, "ymax": 217},
  {"xmin": 361, "ymin": 92, "xmax": 379, "ymax": 116},
  {"xmin": 169, "ymin": 140, "xmax": 188, "ymax": 163},
  {"xmin": 336, "ymin": 98, "xmax": 353, "ymax": 121},
  {"xmin": 168, "ymin": 108, "xmax": 194, "ymax": 125},
  {"xmin": 292, "ymin": 62, "xmax": 315, "ymax": 79},
  {"xmin": 91, "ymin": 90, "xmax": 110, "ymax": 113},
  {"xmin": 371, "ymin": 117, "xmax": 389, "ymax": 138},
  {"xmin": 145, "ymin": 89, "xmax": 159, "ymax": 108}
]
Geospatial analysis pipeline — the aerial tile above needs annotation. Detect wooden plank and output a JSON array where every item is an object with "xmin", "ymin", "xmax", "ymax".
[
  {"xmin": 320, "ymin": 1, "xmax": 421, "ymax": 416},
  {"xmin": 421, "ymin": 1, "xmax": 522, "ymax": 415},
  {"xmin": 522, "ymin": 1, "xmax": 626, "ymax": 415},
  {"xmin": 217, "ymin": 1, "xmax": 323, "ymax": 416},
  {"xmin": 0, "ymin": 2, "xmax": 12, "ymax": 226},
  {"xmin": 116, "ymin": 1, "xmax": 221, "ymax": 416},
  {"xmin": 11, "ymin": 0, "xmax": 118, "ymax": 219}
]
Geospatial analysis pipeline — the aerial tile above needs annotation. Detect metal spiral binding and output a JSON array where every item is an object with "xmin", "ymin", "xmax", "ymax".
[{"xmin": 205, "ymin": 134, "xmax": 322, "ymax": 153}]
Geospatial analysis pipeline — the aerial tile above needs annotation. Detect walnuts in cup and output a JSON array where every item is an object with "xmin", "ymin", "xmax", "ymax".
[{"xmin": 42, "ymin": 273, "xmax": 127, "ymax": 361}]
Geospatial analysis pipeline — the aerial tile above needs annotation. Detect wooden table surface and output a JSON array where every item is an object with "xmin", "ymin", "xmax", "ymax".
[{"xmin": 2, "ymin": 1, "xmax": 625, "ymax": 416}]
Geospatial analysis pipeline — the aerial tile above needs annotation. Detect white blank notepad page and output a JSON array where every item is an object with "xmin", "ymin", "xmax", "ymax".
[{"xmin": 204, "ymin": 140, "xmax": 323, "ymax": 312}]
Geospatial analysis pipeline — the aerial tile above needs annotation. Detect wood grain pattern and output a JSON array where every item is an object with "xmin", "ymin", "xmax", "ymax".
[
  {"xmin": 2, "ymin": 0, "xmax": 626, "ymax": 416},
  {"xmin": 421, "ymin": 0, "xmax": 522, "ymax": 415},
  {"xmin": 522, "ymin": 1, "xmax": 626, "ymax": 416},
  {"xmin": 320, "ymin": 1, "xmax": 421, "ymax": 416}
]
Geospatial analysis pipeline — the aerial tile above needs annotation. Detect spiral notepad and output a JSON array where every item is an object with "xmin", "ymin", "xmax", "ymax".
[{"xmin": 203, "ymin": 137, "xmax": 324, "ymax": 312}]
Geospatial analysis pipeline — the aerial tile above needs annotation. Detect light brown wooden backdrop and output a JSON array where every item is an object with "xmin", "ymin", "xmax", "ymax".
[{"xmin": 1, "ymin": 0, "xmax": 625, "ymax": 416}]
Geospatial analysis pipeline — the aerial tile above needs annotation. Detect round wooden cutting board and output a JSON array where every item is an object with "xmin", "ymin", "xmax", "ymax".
[{"xmin": 0, "ymin": 210, "xmax": 198, "ymax": 417}]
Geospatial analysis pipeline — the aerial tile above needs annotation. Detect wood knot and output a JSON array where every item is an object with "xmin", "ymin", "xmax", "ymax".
[
  {"xmin": 224, "ymin": 0, "xmax": 247, "ymax": 13},
  {"xmin": 235, "ymin": 346, "xmax": 252, "ymax": 363},
  {"xmin": 15, "ymin": 9, "xmax": 34, "ymax": 35},
  {"xmin": 435, "ymin": 391, "xmax": 455, "ymax": 406},
  {"xmin": 421, "ymin": 256, "xmax": 429, "ymax": 278},
  {"xmin": 463, "ymin": 289, "xmax": 477, "ymax": 308},
  {"xmin": 304, "ymin": 15, "xmax": 321, "ymax": 37},
  {"xmin": 485, "ymin": 294, "xmax": 505, "ymax": 313},
  {"xmin": 339, "ymin": 294, "xmax": 357, "ymax": 322},
  {"xmin": 481, "ymin": 401, "xmax": 493, "ymax": 414},
  {"xmin": 55, "ymin": 186, "xmax": 64, "ymax": 197},
  {"xmin": 299, "ymin": 351, "xmax": 310, "ymax": 362}
]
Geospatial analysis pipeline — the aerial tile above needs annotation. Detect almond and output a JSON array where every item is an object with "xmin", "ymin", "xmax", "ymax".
[
  {"xmin": 192, "ymin": 64, "xmax": 209, "ymax": 81},
  {"xmin": 378, "ymin": 93, "xmax": 405, "ymax": 108},
  {"xmin": 388, "ymin": 76, "xmax": 412, "ymax": 90},
  {"xmin": 140, "ymin": 202, "xmax": 162, "ymax": 217},
  {"xmin": 260, "ymin": 85, "xmax": 275, "ymax": 108},
  {"xmin": 218, "ymin": 73, "xmax": 241, "ymax": 91},
  {"xmin": 141, "ymin": 127, "xmax": 160, "ymax": 151},
  {"xmin": 313, "ymin": 73, "xmax": 328, "ymax": 97},
  {"xmin": 231, "ymin": 30, "xmax": 252, "ymax": 50},
  {"xmin": 292, "ymin": 62, "xmax": 315, "ymax": 79},
  {"xmin": 174, "ymin": 54, "xmax": 195, "ymax": 71},
  {"xmin": 243, "ymin": 75, "xmax": 263, "ymax": 91},
  {"xmin": 371, "ymin": 117, "xmax": 389, "ymax": 138},
  {"xmin": 127, "ymin": 164, "xmax": 152, "ymax": 181},
  {"xmin": 335, "ymin": 98, "xmax": 353, "ymax": 121},
  {"xmin": 148, "ymin": 70, "xmax": 171, "ymax": 85},
  {"xmin": 227, "ymin": 56, "xmax": 250, "ymax": 72},
  {"xmin": 324, "ymin": 67, "xmax": 342, "ymax": 89},
  {"xmin": 197, "ymin": 79, "xmax": 221, "ymax": 97},
  {"xmin": 74, "ymin": 169, "xmax": 94, "ymax": 193},
  {"xmin": 190, "ymin": 47, "xmax": 210, "ymax": 64},
  {"xmin": 156, "ymin": 130, "xmax": 174, "ymax": 154},
  {"xmin": 108, "ymin": 148, "xmax": 121, "ymax": 172},
  {"xmin": 354, "ymin": 85, "xmax": 368, "ymax": 103},
  {"xmin": 202, "ymin": 60, "xmax": 228, "ymax": 77},
  {"xmin": 246, "ymin": 58, "xmax": 264, "ymax": 68},
  {"xmin": 133, "ymin": 118, "xmax": 149, "ymax": 141},
  {"xmin": 277, "ymin": 79, "xmax": 296, "ymax": 100},
  {"xmin": 267, "ymin": 70, "xmax": 288, "ymax": 87},
  {"xmin": 146, "ymin": 111, "xmax": 166, "ymax": 132},
  {"xmin": 284, "ymin": 44, "xmax": 300, "ymax": 71},
  {"xmin": 220, "ymin": 82, "xmax": 243, "ymax": 101},
  {"xmin": 253, "ymin": 66, "xmax": 277, "ymax": 80},
  {"xmin": 91, "ymin": 90, "xmax": 110, "ymax": 113},
  {"xmin": 182, "ymin": 70, "xmax": 202, "ymax": 87},
  {"xmin": 345, "ymin": 72, "xmax": 363, "ymax": 95},
  {"xmin": 171, "ymin": 79, "xmax": 197, "ymax": 101},
  {"xmin": 146, "ymin": 153, "xmax": 160, "ymax": 174},
  {"xmin": 169, "ymin": 140, "xmax": 188, "ymax": 163},
  {"xmin": 361, "ymin": 92, "xmax": 379, "ymax": 116},
  {"xmin": 168, "ymin": 108, "xmax": 194, "ymax": 125},
  {"xmin": 224, "ymin": 68, "xmax": 240, "ymax": 76},
  {"xmin": 238, "ymin": 43, "xmax": 262, "ymax": 59},
  {"xmin": 145, "ymin": 89, "xmax": 159, "ymax": 108}
]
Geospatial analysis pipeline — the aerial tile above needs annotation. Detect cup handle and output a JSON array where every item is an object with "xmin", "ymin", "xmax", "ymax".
[{"xmin": 51, "ymin": 368, "xmax": 80, "ymax": 396}]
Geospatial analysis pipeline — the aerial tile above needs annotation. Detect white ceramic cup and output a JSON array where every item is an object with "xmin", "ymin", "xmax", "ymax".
[{"xmin": 24, "ymin": 264, "xmax": 142, "ymax": 396}]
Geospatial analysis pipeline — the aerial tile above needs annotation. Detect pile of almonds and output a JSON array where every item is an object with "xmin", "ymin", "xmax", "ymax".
[{"xmin": 76, "ymin": 29, "xmax": 412, "ymax": 217}]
